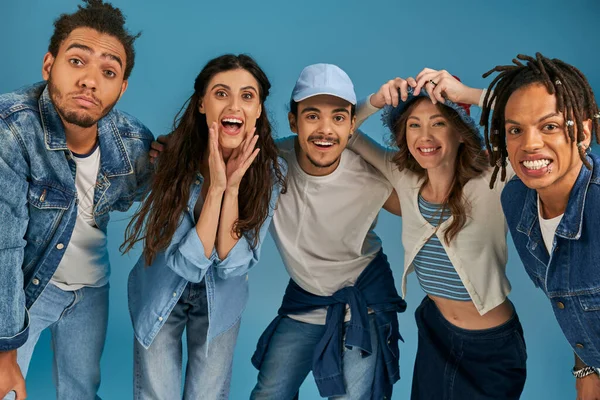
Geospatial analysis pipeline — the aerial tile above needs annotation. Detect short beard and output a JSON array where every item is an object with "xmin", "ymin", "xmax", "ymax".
[
  {"xmin": 47, "ymin": 75, "xmax": 118, "ymax": 129},
  {"xmin": 306, "ymin": 154, "xmax": 340, "ymax": 169}
]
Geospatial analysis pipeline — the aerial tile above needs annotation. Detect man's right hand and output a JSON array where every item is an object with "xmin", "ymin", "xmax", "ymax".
[
  {"xmin": 149, "ymin": 134, "xmax": 170, "ymax": 164},
  {"xmin": 0, "ymin": 350, "xmax": 26, "ymax": 399}
]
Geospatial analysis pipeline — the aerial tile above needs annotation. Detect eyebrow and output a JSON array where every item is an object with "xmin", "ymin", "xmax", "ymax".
[
  {"xmin": 66, "ymin": 43, "xmax": 123, "ymax": 69},
  {"xmin": 506, "ymin": 112, "xmax": 560, "ymax": 125},
  {"xmin": 300, "ymin": 107, "xmax": 350, "ymax": 115},
  {"xmin": 407, "ymin": 114, "xmax": 444, "ymax": 121},
  {"xmin": 210, "ymin": 83, "xmax": 258, "ymax": 94}
]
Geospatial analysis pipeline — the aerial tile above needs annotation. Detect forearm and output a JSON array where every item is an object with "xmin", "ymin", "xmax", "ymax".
[
  {"xmin": 216, "ymin": 188, "xmax": 241, "ymax": 260},
  {"xmin": 195, "ymin": 188, "xmax": 224, "ymax": 259}
]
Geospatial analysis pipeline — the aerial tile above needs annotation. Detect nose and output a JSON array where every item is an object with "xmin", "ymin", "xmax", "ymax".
[
  {"xmin": 77, "ymin": 68, "xmax": 99, "ymax": 92},
  {"xmin": 228, "ymin": 95, "xmax": 241, "ymax": 112},
  {"xmin": 520, "ymin": 128, "xmax": 544, "ymax": 153},
  {"xmin": 318, "ymin": 117, "xmax": 335, "ymax": 135}
]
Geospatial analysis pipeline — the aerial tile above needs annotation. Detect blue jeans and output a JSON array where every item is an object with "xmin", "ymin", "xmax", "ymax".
[
  {"xmin": 251, "ymin": 314, "xmax": 379, "ymax": 400},
  {"xmin": 4, "ymin": 283, "xmax": 109, "ymax": 400},
  {"xmin": 133, "ymin": 281, "xmax": 240, "ymax": 400},
  {"xmin": 411, "ymin": 296, "xmax": 527, "ymax": 400}
]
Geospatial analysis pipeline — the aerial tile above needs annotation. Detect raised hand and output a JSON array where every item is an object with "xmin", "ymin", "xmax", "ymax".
[
  {"xmin": 576, "ymin": 373, "xmax": 600, "ymax": 400},
  {"xmin": 370, "ymin": 77, "xmax": 417, "ymax": 109},
  {"xmin": 208, "ymin": 122, "xmax": 228, "ymax": 193},
  {"xmin": 225, "ymin": 127, "xmax": 260, "ymax": 192},
  {"xmin": 414, "ymin": 68, "xmax": 481, "ymax": 106}
]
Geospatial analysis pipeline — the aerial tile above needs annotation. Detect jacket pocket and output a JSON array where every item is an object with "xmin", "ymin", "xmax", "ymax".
[
  {"xmin": 578, "ymin": 291, "xmax": 600, "ymax": 312},
  {"xmin": 27, "ymin": 182, "xmax": 72, "ymax": 210}
]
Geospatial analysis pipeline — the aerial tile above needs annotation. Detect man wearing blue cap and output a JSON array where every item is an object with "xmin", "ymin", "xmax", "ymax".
[{"xmin": 250, "ymin": 64, "xmax": 406, "ymax": 400}]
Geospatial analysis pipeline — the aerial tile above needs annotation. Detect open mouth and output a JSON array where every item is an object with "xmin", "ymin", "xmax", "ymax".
[
  {"xmin": 221, "ymin": 117, "xmax": 244, "ymax": 136},
  {"xmin": 417, "ymin": 146, "xmax": 441, "ymax": 156},
  {"xmin": 520, "ymin": 158, "xmax": 553, "ymax": 176},
  {"xmin": 311, "ymin": 140, "xmax": 336, "ymax": 150}
]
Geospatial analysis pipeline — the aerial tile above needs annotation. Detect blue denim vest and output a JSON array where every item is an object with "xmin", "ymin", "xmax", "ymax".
[
  {"xmin": 0, "ymin": 82, "xmax": 154, "ymax": 351},
  {"xmin": 128, "ymin": 160, "xmax": 287, "ymax": 350},
  {"xmin": 502, "ymin": 152, "xmax": 600, "ymax": 368},
  {"xmin": 252, "ymin": 250, "xmax": 407, "ymax": 399}
]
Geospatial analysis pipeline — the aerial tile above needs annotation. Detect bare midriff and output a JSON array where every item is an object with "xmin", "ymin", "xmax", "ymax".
[{"xmin": 429, "ymin": 294, "xmax": 514, "ymax": 330}]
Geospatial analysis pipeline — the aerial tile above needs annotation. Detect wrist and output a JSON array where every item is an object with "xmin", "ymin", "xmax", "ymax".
[
  {"xmin": 459, "ymin": 87, "xmax": 484, "ymax": 106},
  {"xmin": 369, "ymin": 93, "xmax": 384, "ymax": 109},
  {"xmin": 207, "ymin": 186, "xmax": 225, "ymax": 197},
  {"xmin": 224, "ymin": 185, "xmax": 239, "ymax": 196},
  {"xmin": 573, "ymin": 365, "xmax": 600, "ymax": 379}
]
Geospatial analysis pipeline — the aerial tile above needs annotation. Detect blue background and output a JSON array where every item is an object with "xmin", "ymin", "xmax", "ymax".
[{"xmin": 2, "ymin": 0, "xmax": 599, "ymax": 398}]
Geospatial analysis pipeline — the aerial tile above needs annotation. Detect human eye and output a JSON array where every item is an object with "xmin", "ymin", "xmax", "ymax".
[
  {"xmin": 506, "ymin": 126, "xmax": 521, "ymax": 135},
  {"xmin": 333, "ymin": 115, "xmax": 346, "ymax": 123},
  {"xmin": 215, "ymin": 90, "xmax": 227, "ymax": 98},
  {"xmin": 104, "ymin": 70, "xmax": 116, "ymax": 78},
  {"xmin": 242, "ymin": 92, "xmax": 254, "ymax": 100},
  {"xmin": 69, "ymin": 58, "xmax": 83, "ymax": 66}
]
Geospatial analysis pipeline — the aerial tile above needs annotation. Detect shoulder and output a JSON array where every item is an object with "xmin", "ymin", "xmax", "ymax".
[
  {"xmin": 108, "ymin": 109, "xmax": 154, "ymax": 142},
  {"xmin": 0, "ymin": 82, "xmax": 45, "ymax": 119},
  {"xmin": 342, "ymin": 149, "xmax": 391, "ymax": 185}
]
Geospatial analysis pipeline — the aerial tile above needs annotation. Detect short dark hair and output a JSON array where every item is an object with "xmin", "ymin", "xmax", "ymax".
[
  {"xmin": 289, "ymin": 99, "xmax": 356, "ymax": 118},
  {"xmin": 48, "ymin": 0, "xmax": 141, "ymax": 79}
]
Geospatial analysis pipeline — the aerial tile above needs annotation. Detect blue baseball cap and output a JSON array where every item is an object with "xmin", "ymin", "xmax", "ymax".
[{"xmin": 291, "ymin": 63, "xmax": 357, "ymax": 105}]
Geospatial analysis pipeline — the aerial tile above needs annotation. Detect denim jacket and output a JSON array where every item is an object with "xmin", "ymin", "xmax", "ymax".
[
  {"xmin": 128, "ymin": 159, "xmax": 287, "ymax": 350},
  {"xmin": 252, "ymin": 250, "xmax": 407, "ymax": 399},
  {"xmin": 502, "ymin": 152, "xmax": 600, "ymax": 368},
  {"xmin": 0, "ymin": 82, "xmax": 154, "ymax": 351}
]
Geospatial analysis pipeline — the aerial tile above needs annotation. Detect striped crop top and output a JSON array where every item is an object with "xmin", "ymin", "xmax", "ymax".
[{"xmin": 413, "ymin": 195, "xmax": 471, "ymax": 301}]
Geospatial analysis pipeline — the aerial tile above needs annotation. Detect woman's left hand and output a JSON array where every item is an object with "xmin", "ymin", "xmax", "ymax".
[{"xmin": 225, "ymin": 128, "xmax": 260, "ymax": 192}]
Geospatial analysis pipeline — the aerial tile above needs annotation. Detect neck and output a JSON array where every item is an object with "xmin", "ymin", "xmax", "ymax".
[
  {"xmin": 63, "ymin": 119, "xmax": 98, "ymax": 155},
  {"xmin": 294, "ymin": 139, "xmax": 340, "ymax": 176},
  {"xmin": 537, "ymin": 161, "xmax": 583, "ymax": 219},
  {"xmin": 421, "ymin": 166, "xmax": 455, "ymax": 203}
]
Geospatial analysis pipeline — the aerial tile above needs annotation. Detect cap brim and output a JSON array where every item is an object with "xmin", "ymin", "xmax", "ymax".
[{"xmin": 292, "ymin": 87, "xmax": 357, "ymax": 105}]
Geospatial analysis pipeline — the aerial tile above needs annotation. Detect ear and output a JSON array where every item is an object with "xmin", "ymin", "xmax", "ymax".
[
  {"xmin": 198, "ymin": 99, "xmax": 206, "ymax": 114},
  {"xmin": 42, "ymin": 52, "xmax": 55, "ymax": 81},
  {"xmin": 349, "ymin": 115, "xmax": 357, "ymax": 135},
  {"xmin": 257, "ymin": 103, "xmax": 262, "ymax": 119},
  {"xmin": 288, "ymin": 112, "xmax": 298, "ymax": 134},
  {"xmin": 117, "ymin": 80, "xmax": 128, "ymax": 102},
  {"xmin": 582, "ymin": 119, "xmax": 593, "ymax": 146}
]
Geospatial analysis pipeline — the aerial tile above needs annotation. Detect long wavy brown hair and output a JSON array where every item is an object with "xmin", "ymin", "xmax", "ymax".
[
  {"xmin": 121, "ymin": 54, "xmax": 286, "ymax": 265},
  {"xmin": 390, "ymin": 97, "xmax": 489, "ymax": 244}
]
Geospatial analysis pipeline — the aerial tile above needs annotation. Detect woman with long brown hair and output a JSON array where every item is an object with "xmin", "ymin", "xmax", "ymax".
[
  {"xmin": 121, "ymin": 54, "xmax": 286, "ymax": 399},
  {"xmin": 347, "ymin": 74, "xmax": 527, "ymax": 399}
]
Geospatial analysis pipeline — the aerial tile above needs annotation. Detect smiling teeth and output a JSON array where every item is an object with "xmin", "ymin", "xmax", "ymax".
[
  {"xmin": 420, "ymin": 148, "xmax": 437, "ymax": 153},
  {"xmin": 314, "ymin": 141, "xmax": 333, "ymax": 146},
  {"xmin": 523, "ymin": 159, "xmax": 551, "ymax": 170},
  {"xmin": 222, "ymin": 118, "xmax": 242, "ymax": 124}
]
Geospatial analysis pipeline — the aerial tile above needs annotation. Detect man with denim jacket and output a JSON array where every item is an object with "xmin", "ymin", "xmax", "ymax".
[{"xmin": 0, "ymin": 1, "xmax": 153, "ymax": 399}]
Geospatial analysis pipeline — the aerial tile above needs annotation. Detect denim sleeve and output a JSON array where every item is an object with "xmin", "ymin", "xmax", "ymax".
[
  {"xmin": 0, "ymin": 119, "xmax": 30, "ymax": 350},
  {"xmin": 133, "ymin": 128, "xmax": 154, "ymax": 202},
  {"xmin": 215, "ymin": 160, "xmax": 287, "ymax": 279},
  {"xmin": 164, "ymin": 212, "xmax": 217, "ymax": 283}
]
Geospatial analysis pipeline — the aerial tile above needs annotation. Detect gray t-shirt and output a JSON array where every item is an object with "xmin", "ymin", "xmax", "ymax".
[{"xmin": 271, "ymin": 137, "xmax": 393, "ymax": 324}]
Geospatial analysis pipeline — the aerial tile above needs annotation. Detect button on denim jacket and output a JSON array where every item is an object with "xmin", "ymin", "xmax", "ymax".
[
  {"xmin": 129, "ymin": 159, "xmax": 287, "ymax": 350},
  {"xmin": 502, "ymin": 152, "xmax": 600, "ymax": 367},
  {"xmin": 0, "ymin": 83, "xmax": 154, "ymax": 351}
]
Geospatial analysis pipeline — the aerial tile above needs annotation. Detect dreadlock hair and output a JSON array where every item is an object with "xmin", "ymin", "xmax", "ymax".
[
  {"xmin": 390, "ymin": 97, "xmax": 489, "ymax": 245},
  {"xmin": 480, "ymin": 52, "xmax": 600, "ymax": 189},
  {"xmin": 49, "ymin": 0, "xmax": 141, "ymax": 79}
]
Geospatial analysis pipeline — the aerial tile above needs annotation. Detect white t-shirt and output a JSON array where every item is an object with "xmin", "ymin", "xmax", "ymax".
[
  {"xmin": 538, "ymin": 195, "xmax": 564, "ymax": 255},
  {"xmin": 51, "ymin": 146, "xmax": 110, "ymax": 291},
  {"xmin": 271, "ymin": 137, "xmax": 393, "ymax": 324}
]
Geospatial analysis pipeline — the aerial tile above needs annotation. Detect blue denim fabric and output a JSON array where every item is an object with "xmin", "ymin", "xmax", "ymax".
[
  {"xmin": 252, "ymin": 251, "xmax": 407, "ymax": 399},
  {"xmin": 0, "ymin": 82, "xmax": 153, "ymax": 351},
  {"xmin": 251, "ymin": 314, "xmax": 380, "ymax": 400},
  {"xmin": 128, "ymin": 159, "xmax": 287, "ymax": 350},
  {"xmin": 133, "ymin": 281, "xmax": 240, "ymax": 400},
  {"xmin": 4, "ymin": 283, "xmax": 110, "ymax": 400},
  {"xmin": 502, "ymin": 152, "xmax": 600, "ymax": 368}
]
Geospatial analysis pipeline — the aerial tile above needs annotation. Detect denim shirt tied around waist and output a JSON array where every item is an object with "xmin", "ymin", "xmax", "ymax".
[
  {"xmin": 0, "ymin": 82, "xmax": 154, "ymax": 351},
  {"xmin": 252, "ymin": 250, "xmax": 407, "ymax": 399},
  {"xmin": 502, "ymin": 152, "xmax": 600, "ymax": 367}
]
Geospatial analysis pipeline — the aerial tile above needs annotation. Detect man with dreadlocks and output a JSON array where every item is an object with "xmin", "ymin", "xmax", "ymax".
[
  {"xmin": 0, "ymin": 1, "xmax": 153, "ymax": 399},
  {"xmin": 412, "ymin": 53, "xmax": 600, "ymax": 399}
]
